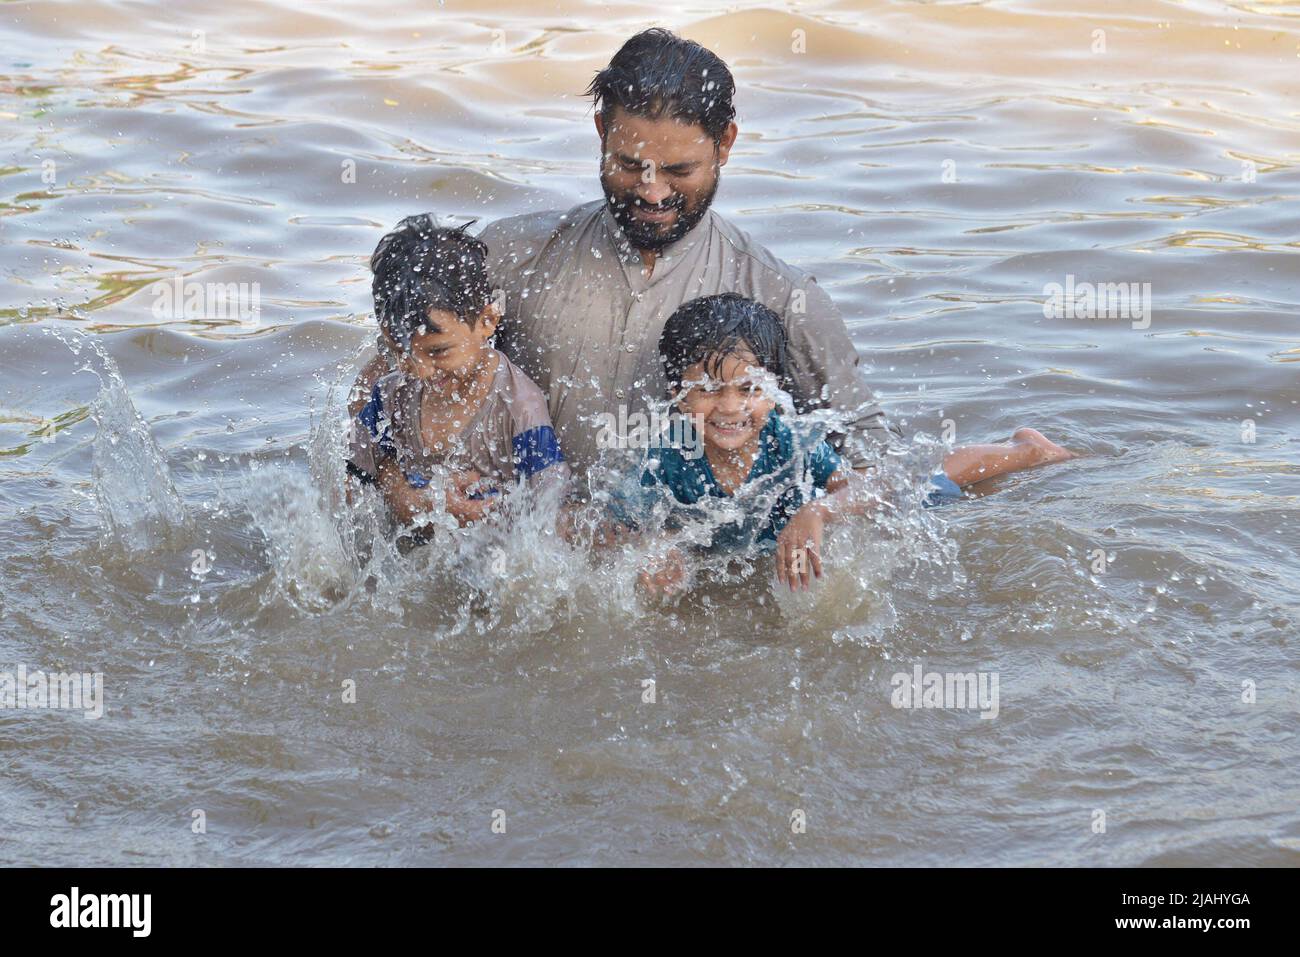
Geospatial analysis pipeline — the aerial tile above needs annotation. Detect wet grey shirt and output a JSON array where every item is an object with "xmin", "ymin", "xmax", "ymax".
[
  {"xmin": 346, "ymin": 350, "xmax": 569, "ymax": 491},
  {"xmin": 478, "ymin": 199, "xmax": 894, "ymax": 476}
]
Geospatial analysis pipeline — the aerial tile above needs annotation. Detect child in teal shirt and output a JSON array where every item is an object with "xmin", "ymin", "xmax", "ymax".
[{"xmin": 613, "ymin": 293, "xmax": 1073, "ymax": 597}]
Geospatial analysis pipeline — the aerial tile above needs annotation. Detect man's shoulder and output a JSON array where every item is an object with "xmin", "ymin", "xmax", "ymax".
[
  {"xmin": 477, "ymin": 200, "xmax": 603, "ymax": 257},
  {"xmin": 709, "ymin": 211, "xmax": 815, "ymax": 288}
]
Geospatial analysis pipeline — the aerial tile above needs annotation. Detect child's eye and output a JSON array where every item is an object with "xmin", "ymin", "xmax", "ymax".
[
  {"xmin": 679, "ymin": 377, "xmax": 715, "ymax": 394},
  {"xmin": 726, "ymin": 379, "xmax": 761, "ymax": 397}
]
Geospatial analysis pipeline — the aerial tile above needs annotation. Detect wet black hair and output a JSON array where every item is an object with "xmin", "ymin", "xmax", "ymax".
[
  {"xmin": 369, "ymin": 213, "xmax": 492, "ymax": 350},
  {"xmin": 659, "ymin": 293, "xmax": 789, "ymax": 392},
  {"xmin": 585, "ymin": 28, "xmax": 737, "ymax": 144}
]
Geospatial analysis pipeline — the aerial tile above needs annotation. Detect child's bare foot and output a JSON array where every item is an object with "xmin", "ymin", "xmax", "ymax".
[
  {"xmin": 941, "ymin": 428, "xmax": 1076, "ymax": 486},
  {"xmin": 1010, "ymin": 427, "xmax": 1075, "ymax": 466}
]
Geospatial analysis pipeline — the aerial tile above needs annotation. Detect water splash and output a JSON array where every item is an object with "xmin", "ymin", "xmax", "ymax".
[
  {"xmin": 569, "ymin": 385, "xmax": 965, "ymax": 640},
  {"xmin": 244, "ymin": 358, "xmax": 600, "ymax": 631},
  {"xmin": 48, "ymin": 329, "xmax": 189, "ymax": 552},
  {"xmin": 50, "ymin": 327, "xmax": 965, "ymax": 648}
]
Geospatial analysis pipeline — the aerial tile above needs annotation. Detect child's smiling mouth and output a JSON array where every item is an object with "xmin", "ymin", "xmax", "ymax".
[{"xmin": 706, "ymin": 415, "xmax": 753, "ymax": 436}]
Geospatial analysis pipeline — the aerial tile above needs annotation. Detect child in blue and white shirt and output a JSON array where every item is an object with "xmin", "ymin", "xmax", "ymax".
[{"xmin": 347, "ymin": 215, "xmax": 567, "ymax": 532}]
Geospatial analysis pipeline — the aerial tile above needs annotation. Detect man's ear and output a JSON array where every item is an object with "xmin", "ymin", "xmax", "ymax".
[
  {"xmin": 478, "ymin": 303, "xmax": 501, "ymax": 337},
  {"xmin": 594, "ymin": 112, "xmax": 605, "ymax": 140},
  {"xmin": 716, "ymin": 121, "xmax": 739, "ymax": 166}
]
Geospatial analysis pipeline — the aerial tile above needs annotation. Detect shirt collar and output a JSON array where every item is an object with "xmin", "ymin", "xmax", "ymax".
[
  {"xmin": 598, "ymin": 202, "xmax": 714, "ymax": 278},
  {"xmin": 691, "ymin": 410, "xmax": 785, "ymax": 495}
]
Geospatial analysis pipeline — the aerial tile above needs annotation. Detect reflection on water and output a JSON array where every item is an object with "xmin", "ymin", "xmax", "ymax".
[{"xmin": 1, "ymin": 0, "xmax": 1298, "ymax": 866}]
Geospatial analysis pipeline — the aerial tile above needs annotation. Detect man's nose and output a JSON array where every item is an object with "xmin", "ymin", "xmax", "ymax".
[{"xmin": 636, "ymin": 178, "xmax": 672, "ymax": 207}]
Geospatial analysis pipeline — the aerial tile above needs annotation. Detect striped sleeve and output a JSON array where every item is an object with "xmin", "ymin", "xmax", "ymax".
[
  {"xmin": 511, "ymin": 425, "xmax": 565, "ymax": 479},
  {"xmin": 504, "ymin": 361, "xmax": 570, "ymax": 486}
]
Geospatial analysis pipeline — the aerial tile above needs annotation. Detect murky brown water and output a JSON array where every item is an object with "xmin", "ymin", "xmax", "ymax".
[{"xmin": 2, "ymin": 0, "xmax": 1298, "ymax": 866}]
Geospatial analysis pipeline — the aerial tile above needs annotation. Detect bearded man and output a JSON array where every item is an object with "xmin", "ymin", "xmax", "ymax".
[{"xmin": 477, "ymin": 28, "xmax": 894, "ymax": 478}]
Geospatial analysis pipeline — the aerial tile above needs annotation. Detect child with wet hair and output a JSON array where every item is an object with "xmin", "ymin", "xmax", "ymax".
[
  {"xmin": 619, "ymin": 293, "xmax": 1073, "ymax": 597},
  {"xmin": 346, "ymin": 214, "xmax": 568, "ymax": 535}
]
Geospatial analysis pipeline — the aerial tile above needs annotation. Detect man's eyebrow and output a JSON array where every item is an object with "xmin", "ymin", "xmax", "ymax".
[{"xmin": 614, "ymin": 153, "xmax": 699, "ymax": 172}]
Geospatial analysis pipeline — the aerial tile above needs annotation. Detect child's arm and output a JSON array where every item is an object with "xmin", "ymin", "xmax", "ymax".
[
  {"xmin": 344, "ymin": 378, "xmax": 387, "ymax": 508},
  {"xmin": 567, "ymin": 458, "xmax": 687, "ymax": 600},
  {"xmin": 375, "ymin": 459, "xmax": 497, "ymax": 528},
  {"xmin": 637, "ymin": 544, "xmax": 688, "ymax": 600},
  {"xmin": 345, "ymin": 376, "xmax": 497, "ymax": 528},
  {"xmin": 506, "ymin": 368, "xmax": 572, "ymax": 515},
  {"xmin": 558, "ymin": 503, "xmax": 637, "ymax": 549},
  {"xmin": 774, "ymin": 468, "xmax": 875, "ymax": 591},
  {"xmin": 348, "ymin": 351, "xmax": 391, "ymax": 417},
  {"xmin": 775, "ymin": 427, "xmax": 1075, "ymax": 588}
]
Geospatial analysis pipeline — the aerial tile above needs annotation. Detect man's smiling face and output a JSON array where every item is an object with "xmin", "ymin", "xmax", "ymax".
[{"xmin": 597, "ymin": 106, "xmax": 737, "ymax": 251}]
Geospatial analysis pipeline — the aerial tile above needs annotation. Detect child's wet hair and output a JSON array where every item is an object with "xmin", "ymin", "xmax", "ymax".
[
  {"xmin": 370, "ymin": 213, "xmax": 492, "ymax": 350},
  {"xmin": 659, "ymin": 293, "xmax": 789, "ymax": 391}
]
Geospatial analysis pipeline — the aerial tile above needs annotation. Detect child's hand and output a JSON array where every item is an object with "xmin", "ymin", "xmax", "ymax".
[
  {"xmin": 775, "ymin": 502, "xmax": 827, "ymax": 591},
  {"xmin": 445, "ymin": 470, "xmax": 499, "ymax": 527},
  {"xmin": 637, "ymin": 547, "xmax": 688, "ymax": 601}
]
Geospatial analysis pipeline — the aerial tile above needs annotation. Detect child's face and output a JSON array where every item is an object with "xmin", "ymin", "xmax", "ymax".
[
  {"xmin": 675, "ymin": 348, "xmax": 779, "ymax": 455},
  {"xmin": 392, "ymin": 307, "xmax": 496, "ymax": 380}
]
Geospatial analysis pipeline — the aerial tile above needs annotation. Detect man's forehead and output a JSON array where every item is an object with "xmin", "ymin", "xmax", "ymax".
[{"xmin": 603, "ymin": 107, "xmax": 714, "ymax": 154}]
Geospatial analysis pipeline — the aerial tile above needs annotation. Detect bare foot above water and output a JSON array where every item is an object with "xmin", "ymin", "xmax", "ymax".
[
  {"xmin": 941, "ymin": 427, "xmax": 1077, "ymax": 487},
  {"xmin": 1010, "ymin": 427, "xmax": 1077, "ymax": 466}
]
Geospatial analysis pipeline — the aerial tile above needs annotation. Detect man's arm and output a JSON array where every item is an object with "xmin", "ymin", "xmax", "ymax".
[{"xmin": 782, "ymin": 277, "xmax": 901, "ymax": 468}]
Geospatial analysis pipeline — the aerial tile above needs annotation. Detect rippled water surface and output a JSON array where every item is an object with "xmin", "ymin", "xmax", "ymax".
[{"xmin": 2, "ymin": 0, "xmax": 1298, "ymax": 866}]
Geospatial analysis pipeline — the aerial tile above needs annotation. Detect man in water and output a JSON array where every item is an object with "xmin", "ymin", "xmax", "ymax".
[{"xmin": 474, "ymin": 28, "xmax": 895, "ymax": 481}]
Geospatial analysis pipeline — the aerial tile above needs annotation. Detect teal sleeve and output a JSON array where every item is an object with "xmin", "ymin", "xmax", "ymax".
[
  {"xmin": 808, "ymin": 440, "xmax": 842, "ymax": 488},
  {"xmin": 605, "ymin": 466, "xmax": 662, "ymax": 529}
]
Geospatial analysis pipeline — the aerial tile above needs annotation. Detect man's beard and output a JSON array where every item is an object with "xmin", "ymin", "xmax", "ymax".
[{"xmin": 601, "ymin": 168, "xmax": 719, "ymax": 252}]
